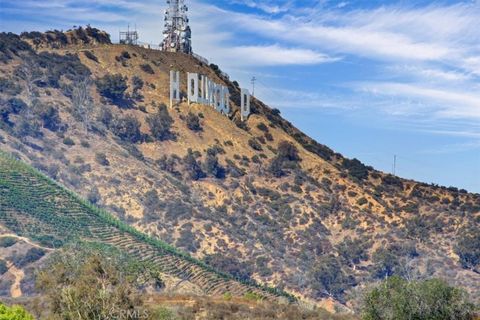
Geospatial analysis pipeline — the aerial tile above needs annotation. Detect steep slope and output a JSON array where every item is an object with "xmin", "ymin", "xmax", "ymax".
[
  {"xmin": 0, "ymin": 151, "xmax": 292, "ymax": 302},
  {"xmin": 0, "ymin": 29, "xmax": 479, "ymax": 309}
]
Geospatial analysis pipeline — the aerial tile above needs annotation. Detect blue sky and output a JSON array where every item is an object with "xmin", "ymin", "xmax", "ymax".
[{"xmin": 1, "ymin": 0, "xmax": 479, "ymax": 192}]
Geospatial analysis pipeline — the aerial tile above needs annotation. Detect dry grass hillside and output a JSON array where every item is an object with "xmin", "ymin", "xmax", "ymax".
[{"xmin": 0, "ymin": 28, "xmax": 479, "ymax": 310}]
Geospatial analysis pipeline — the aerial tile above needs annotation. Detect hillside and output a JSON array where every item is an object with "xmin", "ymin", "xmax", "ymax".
[
  {"xmin": 0, "ymin": 28, "xmax": 479, "ymax": 311},
  {"xmin": 0, "ymin": 150, "xmax": 295, "ymax": 299}
]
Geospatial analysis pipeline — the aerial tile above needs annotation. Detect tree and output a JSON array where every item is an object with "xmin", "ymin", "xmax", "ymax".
[
  {"xmin": 308, "ymin": 255, "xmax": 355, "ymax": 299},
  {"xmin": 147, "ymin": 104, "xmax": 174, "ymax": 141},
  {"xmin": 0, "ymin": 303, "xmax": 34, "ymax": 320},
  {"xmin": 371, "ymin": 247, "xmax": 400, "ymax": 279},
  {"xmin": 36, "ymin": 242, "xmax": 159, "ymax": 320},
  {"xmin": 336, "ymin": 236, "xmax": 370, "ymax": 269},
  {"xmin": 14, "ymin": 56, "xmax": 44, "ymax": 139},
  {"xmin": 69, "ymin": 78, "xmax": 94, "ymax": 130},
  {"xmin": 371, "ymin": 242, "xmax": 418, "ymax": 280},
  {"xmin": 95, "ymin": 74, "xmax": 128, "ymax": 103},
  {"xmin": 362, "ymin": 276, "xmax": 476, "ymax": 320}
]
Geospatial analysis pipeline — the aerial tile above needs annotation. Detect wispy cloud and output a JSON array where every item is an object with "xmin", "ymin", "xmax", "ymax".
[
  {"xmin": 209, "ymin": 45, "xmax": 339, "ymax": 67},
  {"xmin": 229, "ymin": 0, "xmax": 293, "ymax": 14},
  {"xmin": 355, "ymin": 82, "xmax": 480, "ymax": 120}
]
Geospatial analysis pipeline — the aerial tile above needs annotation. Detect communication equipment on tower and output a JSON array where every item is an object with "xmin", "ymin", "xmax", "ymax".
[
  {"xmin": 119, "ymin": 25, "xmax": 139, "ymax": 45},
  {"xmin": 162, "ymin": 0, "xmax": 192, "ymax": 54}
]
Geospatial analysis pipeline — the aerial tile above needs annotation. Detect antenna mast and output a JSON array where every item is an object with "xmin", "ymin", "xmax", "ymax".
[
  {"xmin": 251, "ymin": 76, "xmax": 257, "ymax": 97},
  {"xmin": 162, "ymin": 0, "xmax": 192, "ymax": 54}
]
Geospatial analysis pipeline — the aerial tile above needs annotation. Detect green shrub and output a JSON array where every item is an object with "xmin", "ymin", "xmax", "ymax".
[
  {"xmin": 95, "ymin": 74, "xmax": 128, "ymax": 103},
  {"xmin": 0, "ymin": 260, "xmax": 8, "ymax": 275},
  {"xmin": 147, "ymin": 104, "xmax": 174, "ymax": 141},
  {"xmin": 87, "ymin": 187, "xmax": 101, "ymax": 205},
  {"xmin": 455, "ymin": 226, "xmax": 480, "ymax": 270},
  {"xmin": 110, "ymin": 115, "xmax": 142, "ymax": 143},
  {"xmin": 244, "ymin": 292, "xmax": 263, "ymax": 302},
  {"xmin": 95, "ymin": 152, "xmax": 109, "ymax": 166},
  {"xmin": 37, "ymin": 104, "xmax": 62, "ymax": 132},
  {"xmin": 257, "ymin": 122, "xmax": 269, "ymax": 132},
  {"xmin": 342, "ymin": 158, "xmax": 369, "ymax": 181},
  {"xmin": 0, "ymin": 77, "xmax": 22, "ymax": 95},
  {"xmin": 118, "ymin": 51, "xmax": 130, "ymax": 60},
  {"xmin": 0, "ymin": 237, "xmax": 17, "ymax": 248},
  {"xmin": 63, "ymin": 137, "xmax": 75, "ymax": 146},
  {"xmin": 140, "ymin": 63, "xmax": 154, "ymax": 75},
  {"xmin": 186, "ymin": 112, "xmax": 202, "ymax": 131},
  {"xmin": 13, "ymin": 247, "xmax": 45, "ymax": 268},
  {"xmin": 277, "ymin": 141, "xmax": 300, "ymax": 162},
  {"xmin": 83, "ymin": 50, "xmax": 98, "ymax": 63},
  {"xmin": 8, "ymin": 98, "xmax": 27, "ymax": 114},
  {"xmin": 131, "ymin": 76, "xmax": 144, "ymax": 101},
  {"xmin": 204, "ymin": 253, "xmax": 253, "ymax": 282},
  {"xmin": 382, "ymin": 174, "xmax": 403, "ymax": 188},
  {"xmin": 357, "ymin": 197, "xmax": 368, "ymax": 206},
  {"xmin": 183, "ymin": 149, "xmax": 205, "ymax": 180},
  {"xmin": 336, "ymin": 236, "xmax": 370, "ymax": 268},
  {"xmin": 265, "ymin": 132, "xmax": 274, "ymax": 141},
  {"xmin": 204, "ymin": 154, "xmax": 225, "ymax": 179},
  {"xmin": 248, "ymin": 138, "xmax": 263, "ymax": 151},
  {"xmin": 225, "ymin": 159, "xmax": 245, "ymax": 178},
  {"xmin": 362, "ymin": 276, "xmax": 476, "ymax": 320},
  {"xmin": 150, "ymin": 307, "xmax": 175, "ymax": 320},
  {"xmin": 269, "ymin": 157, "xmax": 284, "ymax": 177},
  {"xmin": 0, "ymin": 302, "xmax": 34, "ymax": 320}
]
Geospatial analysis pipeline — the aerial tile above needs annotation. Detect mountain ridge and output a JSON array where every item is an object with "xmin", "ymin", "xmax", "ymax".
[{"xmin": 0, "ymin": 28, "xmax": 479, "ymax": 311}]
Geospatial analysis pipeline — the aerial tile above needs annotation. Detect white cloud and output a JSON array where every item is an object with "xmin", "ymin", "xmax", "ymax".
[
  {"xmin": 355, "ymin": 82, "xmax": 480, "ymax": 119},
  {"xmin": 229, "ymin": 0, "xmax": 292, "ymax": 14},
  {"xmin": 213, "ymin": 45, "xmax": 338, "ymax": 66}
]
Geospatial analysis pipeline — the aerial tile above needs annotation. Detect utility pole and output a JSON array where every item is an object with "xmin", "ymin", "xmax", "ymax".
[
  {"xmin": 393, "ymin": 155, "xmax": 397, "ymax": 176},
  {"xmin": 251, "ymin": 76, "xmax": 257, "ymax": 96}
]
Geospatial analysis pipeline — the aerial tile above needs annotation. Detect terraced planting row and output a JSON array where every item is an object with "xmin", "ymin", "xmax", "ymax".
[{"xmin": 0, "ymin": 152, "xmax": 295, "ymax": 302}]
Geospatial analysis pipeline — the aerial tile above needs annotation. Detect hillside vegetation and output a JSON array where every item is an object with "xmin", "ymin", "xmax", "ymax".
[
  {"xmin": 0, "ymin": 28, "xmax": 479, "ymax": 311},
  {"xmin": 0, "ymin": 151, "xmax": 292, "ymax": 303}
]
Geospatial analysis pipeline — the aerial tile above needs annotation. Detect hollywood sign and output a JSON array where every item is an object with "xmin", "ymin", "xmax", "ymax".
[{"xmin": 170, "ymin": 70, "xmax": 251, "ymax": 121}]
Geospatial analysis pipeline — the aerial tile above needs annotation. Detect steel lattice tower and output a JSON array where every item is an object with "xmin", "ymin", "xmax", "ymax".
[{"xmin": 162, "ymin": 0, "xmax": 192, "ymax": 54}]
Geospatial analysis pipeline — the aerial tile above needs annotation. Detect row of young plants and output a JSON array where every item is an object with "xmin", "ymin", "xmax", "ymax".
[{"xmin": 0, "ymin": 151, "xmax": 297, "ymax": 302}]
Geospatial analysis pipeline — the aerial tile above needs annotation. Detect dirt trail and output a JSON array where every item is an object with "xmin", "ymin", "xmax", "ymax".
[
  {"xmin": 0, "ymin": 234, "xmax": 54, "ymax": 251},
  {"xmin": 5, "ymin": 261, "xmax": 24, "ymax": 298},
  {"xmin": 0, "ymin": 234, "xmax": 54, "ymax": 298}
]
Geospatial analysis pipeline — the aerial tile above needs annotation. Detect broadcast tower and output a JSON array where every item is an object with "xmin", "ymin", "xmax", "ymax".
[{"xmin": 162, "ymin": 0, "xmax": 192, "ymax": 54}]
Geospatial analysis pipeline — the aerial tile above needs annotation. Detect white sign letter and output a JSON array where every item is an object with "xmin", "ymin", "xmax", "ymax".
[
  {"xmin": 187, "ymin": 73, "xmax": 199, "ymax": 104},
  {"xmin": 170, "ymin": 70, "xmax": 180, "ymax": 108},
  {"xmin": 240, "ymin": 88, "xmax": 250, "ymax": 121},
  {"xmin": 222, "ymin": 86, "xmax": 230, "ymax": 115}
]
